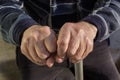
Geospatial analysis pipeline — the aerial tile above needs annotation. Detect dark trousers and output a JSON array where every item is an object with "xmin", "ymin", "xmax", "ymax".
[{"xmin": 16, "ymin": 40, "xmax": 120, "ymax": 80}]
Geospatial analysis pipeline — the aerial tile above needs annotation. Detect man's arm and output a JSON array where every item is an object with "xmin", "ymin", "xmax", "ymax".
[
  {"xmin": 0, "ymin": 0, "xmax": 38, "ymax": 45},
  {"xmin": 0, "ymin": 0, "xmax": 56, "ymax": 67},
  {"xmin": 83, "ymin": 0, "xmax": 120, "ymax": 41}
]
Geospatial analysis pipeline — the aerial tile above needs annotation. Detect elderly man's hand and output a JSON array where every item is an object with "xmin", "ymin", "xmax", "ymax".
[
  {"xmin": 20, "ymin": 25, "xmax": 57, "ymax": 67},
  {"xmin": 56, "ymin": 21, "xmax": 97, "ymax": 63}
]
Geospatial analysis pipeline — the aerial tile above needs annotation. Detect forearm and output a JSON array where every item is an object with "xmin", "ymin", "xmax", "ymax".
[
  {"xmin": 0, "ymin": 0, "xmax": 37, "ymax": 45},
  {"xmin": 83, "ymin": 0, "xmax": 120, "ymax": 41}
]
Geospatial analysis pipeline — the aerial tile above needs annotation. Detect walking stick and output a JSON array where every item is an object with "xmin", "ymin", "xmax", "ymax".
[
  {"xmin": 49, "ymin": 0, "xmax": 84, "ymax": 80},
  {"xmin": 74, "ymin": 61, "xmax": 84, "ymax": 80},
  {"xmin": 74, "ymin": 0, "xmax": 84, "ymax": 80}
]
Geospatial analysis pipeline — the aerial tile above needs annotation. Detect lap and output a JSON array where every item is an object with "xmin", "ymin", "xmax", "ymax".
[{"xmin": 16, "ymin": 40, "xmax": 120, "ymax": 80}]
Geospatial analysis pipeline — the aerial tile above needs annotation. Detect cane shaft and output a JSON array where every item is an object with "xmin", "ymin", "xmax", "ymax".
[{"xmin": 74, "ymin": 61, "xmax": 84, "ymax": 80}]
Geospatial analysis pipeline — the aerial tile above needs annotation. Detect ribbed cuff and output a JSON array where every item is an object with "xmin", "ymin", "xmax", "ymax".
[{"xmin": 13, "ymin": 18, "xmax": 38, "ymax": 46}]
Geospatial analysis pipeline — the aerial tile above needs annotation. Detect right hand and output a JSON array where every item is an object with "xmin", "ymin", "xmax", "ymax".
[
  {"xmin": 56, "ymin": 22, "xmax": 97, "ymax": 63},
  {"xmin": 20, "ymin": 25, "xmax": 57, "ymax": 67}
]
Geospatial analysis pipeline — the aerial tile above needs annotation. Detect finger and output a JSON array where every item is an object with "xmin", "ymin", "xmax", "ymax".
[
  {"xmin": 55, "ymin": 55, "xmax": 65, "ymax": 63},
  {"xmin": 81, "ymin": 37, "xmax": 94, "ymax": 59},
  {"xmin": 57, "ymin": 27, "xmax": 70, "ymax": 59},
  {"xmin": 28, "ymin": 37, "xmax": 42, "ymax": 63},
  {"xmin": 67, "ymin": 33, "xmax": 80, "ymax": 57},
  {"xmin": 35, "ymin": 40, "xmax": 50, "ymax": 60},
  {"xmin": 21, "ymin": 39, "xmax": 35, "ymax": 63},
  {"xmin": 46, "ymin": 55, "xmax": 55, "ymax": 68},
  {"xmin": 70, "ymin": 30, "xmax": 86, "ymax": 63},
  {"xmin": 21, "ymin": 39, "xmax": 29, "ymax": 55},
  {"xmin": 44, "ymin": 30, "xmax": 57, "ymax": 53}
]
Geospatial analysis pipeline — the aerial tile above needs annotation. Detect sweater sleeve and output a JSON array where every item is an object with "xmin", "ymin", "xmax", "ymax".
[
  {"xmin": 0, "ymin": 0, "xmax": 38, "ymax": 46},
  {"xmin": 82, "ymin": 0, "xmax": 120, "ymax": 42}
]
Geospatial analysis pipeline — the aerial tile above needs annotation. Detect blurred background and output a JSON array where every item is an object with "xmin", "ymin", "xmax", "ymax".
[
  {"xmin": 0, "ymin": 33, "xmax": 21, "ymax": 80},
  {"xmin": 0, "ymin": 33, "xmax": 120, "ymax": 80}
]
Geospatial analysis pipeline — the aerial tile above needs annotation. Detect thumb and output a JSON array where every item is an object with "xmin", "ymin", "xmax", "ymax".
[{"xmin": 44, "ymin": 30, "xmax": 57, "ymax": 53}]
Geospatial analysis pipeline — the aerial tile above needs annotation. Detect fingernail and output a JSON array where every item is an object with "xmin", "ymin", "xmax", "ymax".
[
  {"xmin": 57, "ymin": 58, "xmax": 63, "ymax": 63},
  {"xmin": 48, "ymin": 63, "xmax": 54, "ymax": 68}
]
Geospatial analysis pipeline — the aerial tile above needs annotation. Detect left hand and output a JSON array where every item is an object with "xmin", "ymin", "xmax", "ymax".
[
  {"xmin": 20, "ymin": 25, "xmax": 57, "ymax": 67},
  {"xmin": 56, "ymin": 21, "xmax": 97, "ymax": 63}
]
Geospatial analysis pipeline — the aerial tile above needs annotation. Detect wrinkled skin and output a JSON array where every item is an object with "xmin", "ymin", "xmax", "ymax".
[
  {"xmin": 21, "ymin": 25, "xmax": 57, "ymax": 67},
  {"xmin": 56, "ymin": 21, "xmax": 97, "ymax": 63},
  {"xmin": 20, "ymin": 21, "xmax": 97, "ymax": 67}
]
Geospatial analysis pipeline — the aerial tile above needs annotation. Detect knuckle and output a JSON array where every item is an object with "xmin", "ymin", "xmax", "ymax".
[
  {"xmin": 79, "ymin": 29, "xmax": 85, "ymax": 36},
  {"xmin": 36, "ymin": 26, "xmax": 51, "ymax": 37},
  {"xmin": 32, "ymin": 30, "xmax": 40, "ymax": 37},
  {"xmin": 57, "ymin": 40, "xmax": 67, "ymax": 47}
]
